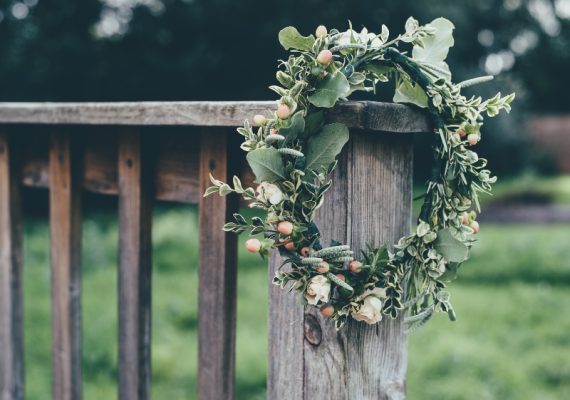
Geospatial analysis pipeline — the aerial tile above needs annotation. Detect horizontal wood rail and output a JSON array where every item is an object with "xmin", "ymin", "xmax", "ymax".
[{"xmin": 0, "ymin": 101, "xmax": 429, "ymax": 400}]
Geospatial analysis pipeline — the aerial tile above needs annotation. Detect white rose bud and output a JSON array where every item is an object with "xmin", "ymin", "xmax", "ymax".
[
  {"xmin": 304, "ymin": 275, "xmax": 331, "ymax": 305},
  {"xmin": 352, "ymin": 287, "xmax": 386, "ymax": 324},
  {"xmin": 256, "ymin": 182, "xmax": 284, "ymax": 205}
]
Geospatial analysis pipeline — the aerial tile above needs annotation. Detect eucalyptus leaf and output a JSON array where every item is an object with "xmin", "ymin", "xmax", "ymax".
[
  {"xmin": 279, "ymin": 27, "xmax": 316, "ymax": 52},
  {"xmin": 393, "ymin": 80, "xmax": 429, "ymax": 108},
  {"xmin": 246, "ymin": 147, "xmax": 286, "ymax": 183},
  {"xmin": 433, "ymin": 228, "xmax": 468, "ymax": 263},
  {"xmin": 439, "ymin": 262, "xmax": 461, "ymax": 282},
  {"xmin": 411, "ymin": 18, "xmax": 455, "ymax": 72},
  {"xmin": 278, "ymin": 112, "xmax": 305, "ymax": 148},
  {"xmin": 308, "ymin": 72, "xmax": 350, "ymax": 108},
  {"xmin": 305, "ymin": 123, "xmax": 349, "ymax": 172},
  {"xmin": 300, "ymin": 111, "xmax": 324, "ymax": 139}
]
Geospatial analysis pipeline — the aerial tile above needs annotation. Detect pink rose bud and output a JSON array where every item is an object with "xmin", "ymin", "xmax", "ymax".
[
  {"xmin": 334, "ymin": 274, "xmax": 346, "ymax": 284},
  {"xmin": 245, "ymin": 239, "xmax": 261, "ymax": 253},
  {"xmin": 320, "ymin": 304, "xmax": 334, "ymax": 317},
  {"xmin": 252, "ymin": 115, "xmax": 266, "ymax": 126},
  {"xmin": 349, "ymin": 261, "xmax": 362, "ymax": 274},
  {"xmin": 469, "ymin": 221, "xmax": 479, "ymax": 234},
  {"xmin": 316, "ymin": 261, "xmax": 329, "ymax": 273},
  {"xmin": 462, "ymin": 212, "xmax": 468, "ymax": 225},
  {"xmin": 467, "ymin": 134, "xmax": 479, "ymax": 145},
  {"xmin": 316, "ymin": 25, "xmax": 327, "ymax": 39},
  {"xmin": 457, "ymin": 129, "xmax": 466, "ymax": 137},
  {"xmin": 317, "ymin": 50, "xmax": 333, "ymax": 65},
  {"xmin": 284, "ymin": 241, "xmax": 297, "ymax": 251},
  {"xmin": 277, "ymin": 221, "xmax": 294, "ymax": 235},
  {"xmin": 270, "ymin": 128, "xmax": 278, "ymax": 135},
  {"xmin": 277, "ymin": 104, "xmax": 291, "ymax": 120}
]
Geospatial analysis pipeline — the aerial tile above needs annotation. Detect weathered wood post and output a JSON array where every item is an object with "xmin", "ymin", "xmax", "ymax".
[{"xmin": 268, "ymin": 102, "xmax": 430, "ymax": 399}]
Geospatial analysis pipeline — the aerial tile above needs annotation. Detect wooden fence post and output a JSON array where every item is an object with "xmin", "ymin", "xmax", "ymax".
[
  {"xmin": 268, "ymin": 130, "xmax": 414, "ymax": 400},
  {"xmin": 0, "ymin": 129, "xmax": 24, "ymax": 400}
]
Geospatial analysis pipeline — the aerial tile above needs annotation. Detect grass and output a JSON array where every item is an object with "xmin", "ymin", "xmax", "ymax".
[{"xmin": 18, "ymin": 204, "xmax": 570, "ymax": 399}]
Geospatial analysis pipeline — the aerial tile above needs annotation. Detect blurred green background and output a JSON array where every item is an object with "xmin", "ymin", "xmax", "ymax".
[{"xmin": 2, "ymin": 0, "xmax": 570, "ymax": 398}]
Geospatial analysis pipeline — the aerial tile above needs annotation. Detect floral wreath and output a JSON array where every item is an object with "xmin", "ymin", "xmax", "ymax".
[{"xmin": 204, "ymin": 18, "xmax": 514, "ymax": 333}]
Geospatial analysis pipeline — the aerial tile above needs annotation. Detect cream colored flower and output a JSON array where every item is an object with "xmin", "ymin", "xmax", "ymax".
[
  {"xmin": 352, "ymin": 288, "xmax": 385, "ymax": 324},
  {"xmin": 337, "ymin": 28, "xmax": 382, "ymax": 47},
  {"xmin": 304, "ymin": 275, "xmax": 331, "ymax": 305},
  {"xmin": 256, "ymin": 182, "xmax": 283, "ymax": 205}
]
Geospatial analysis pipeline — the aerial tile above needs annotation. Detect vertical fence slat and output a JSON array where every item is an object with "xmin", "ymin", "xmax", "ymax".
[
  {"xmin": 0, "ymin": 129, "xmax": 24, "ymax": 400},
  {"xmin": 118, "ymin": 128, "xmax": 153, "ymax": 400},
  {"xmin": 198, "ymin": 128, "xmax": 239, "ymax": 400},
  {"xmin": 50, "ymin": 129, "xmax": 83, "ymax": 400}
]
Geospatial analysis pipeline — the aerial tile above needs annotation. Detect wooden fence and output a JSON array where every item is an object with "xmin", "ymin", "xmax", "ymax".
[{"xmin": 0, "ymin": 101, "xmax": 429, "ymax": 400}]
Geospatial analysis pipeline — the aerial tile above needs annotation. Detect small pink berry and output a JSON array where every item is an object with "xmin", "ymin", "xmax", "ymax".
[
  {"xmin": 277, "ymin": 221, "xmax": 294, "ymax": 235},
  {"xmin": 316, "ymin": 25, "xmax": 327, "ymax": 39},
  {"xmin": 300, "ymin": 246, "xmax": 314, "ymax": 257},
  {"xmin": 462, "ymin": 212, "xmax": 468, "ymax": 225},
  {"xmin": 277, "ymin": 104, "xmax": 291, "ymax": 120},
  {"xmin": 467, "ymin": 134, "xmax": 479, "ymax": 145},
  {"xmin": 252, "ymin": 115, "xmax": 266, "ymax": 126},
  {"xmin": 457, "ymin": 129, "xmax": 466, "ymax": 137},
  {"xmin": 317, "ymin": 50, "xmax": 333, "ymax": 65},
  {"xmin": 284, "ymin": 241, "xmax": 297, "ymax": 251},
  {"xmin": 349, "ymin": 261, "xmax": 362, "ymax": 274},
  {"xmin": 469, "ymin": 221, "xmax": 479, "ymax": 234},
  {"xmin": 334, "ymin": 274, "xmax": 346, "ymax": 284},
  {"xmin": 270, "ymin": 128, "xmax": 278, "ymax": 135},
  {"xmin": 316, "ymin": 261, "xmax": 329, "ymax": 273},
  {"xmin": 245, "ymin": 239, "xmax": 261, "ymax": 253},
  {"xmin": 320, "ymin": 304, "xmax": 334, "ymax": 317}
]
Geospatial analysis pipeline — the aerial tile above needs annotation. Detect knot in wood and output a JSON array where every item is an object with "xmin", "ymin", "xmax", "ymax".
[
  {"xmin": 209, "ymin": 159, "xmax": 216, "ymax": 170},
  {"xmin": 126, "ymin": 159, "xmax": 133, "ymax": 168},
  {"xmin": 304, "ymin": 314, "xmax": 322, "ymax": 346}
]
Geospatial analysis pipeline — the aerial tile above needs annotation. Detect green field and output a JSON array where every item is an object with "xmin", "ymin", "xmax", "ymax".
[{"xmin": 19, "ymin": 205, "xmax": 570, "ymax": 400}]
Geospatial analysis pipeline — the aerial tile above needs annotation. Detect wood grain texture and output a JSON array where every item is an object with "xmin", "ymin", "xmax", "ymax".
[
  {"xmin": 49, "ymin": 129, "xmax": 82, "ymax": 400},
  {"xmin": 268, "ymin": 131, "xmax": 414, "ymax": 400},
  {"xmin": 0, "ymin": 129, "xmax": 24, "ymax": 400},
  {"xmin": 0, "ymin": 101, "xmax": 430, "ymax": 132},
  {"xmin": 118, "ymin": 129, "xmax": 154, "ymax": 400},
  {"xmin": 198, "ymin": 128, "xmax": 240, "ymax": 400}
]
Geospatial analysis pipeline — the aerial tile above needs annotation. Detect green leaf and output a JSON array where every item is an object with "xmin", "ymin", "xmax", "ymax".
[
  {"xmin": 219, "ymin": 184, "xmax": 234, "ymax": 196},
  {"xmin": 278, "ymin": 27, "xmax": 315, "ymax": 52},
  {"xmin": 296, "ymin": 292, "xmax": 308, "ymax": 305},
  {"xmin": 278, "ymin": 112, "xmax": 305, "ymax": 148},
  {"xmin": 246, "ymin": 147, "xmax": 286, "ymax": 183},
  {"xmin": 412, "ymin": 18, "xmax": 455, "ymax": 72},
  {"xmin": 439, "ymin": 262, "xmax": 461, "ymax": 282},
  {"xmin": 300, "ymin": 111, "xmax": 324, "ymax": 139},
  {"xmin": 260, "ymin": 238, "xmax": 275, "ymax": 250},
  {"xmin": 365, "ymin": 62, "xmax": 393, "ymax": 75},
  {"xmin": 433, "ymin": 228, "xmax": 468, "ymax": 263},
  {"xmin": 305, "ymin": 123, "xmax": 349, "ymax": 172},
  {"xmin": 393, "ymin": 80, "xmax": 429, "ymax": 108},
  {"xmin": 204, "ymin": 186, "xmax": 219, "ymax": 196},
  {"xmin": 308, "ymin": 72, "xmax": 350, "ymax": 108}
]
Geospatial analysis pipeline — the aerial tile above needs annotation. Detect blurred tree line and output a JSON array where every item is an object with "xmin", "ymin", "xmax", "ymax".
[{"xmin": 1, "ymin": 0, "xmax": 568, "ymax": 178}]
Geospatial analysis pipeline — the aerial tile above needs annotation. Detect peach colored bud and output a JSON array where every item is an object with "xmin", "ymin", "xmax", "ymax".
[
  {"xmin": 462, "ymin": 212, "xmax": 468, "ymax": 225},
  {"xmin": 270, "ymin": 128, "xmax": 278, "ymax": 135},
  {"xmin": 334, "ymin": 274, "xmax": 346, "ymax": 283},
  {"xmin": 277, "ymin": 104, "xmax": 291, "ymax": 120},
  {"xmin": 277, "ymin": 221, "xmax": 294, "ymax": 235},
  {"xmin": 253, "ymin": 115, "xmax": 266, "ymax": 126},
  {"xmin": 349, "ymin": 261, "xmax": 362, "ymax": 274},
  {"xmin": 316, "ymin": 261, "xmax": 329, "ymax": 273},
  {"xmin": 316, "ymin": 25, "xmax": 327, "ymax": 39},
  {"xmin": 300, "ymin": 246, "xmax": 314, "ymax": 257},
  {"xmin": 317, "ymin": 50, "xmax": 333, "ymax": 65},
  {"xmin": 320, "ymin": 304, "xmax": 334, "ymax": 317},
  {"xmin": 467, "ymin": 134, "xmax": 479, "ymax": 145},
  {"xmin": 457, "ymin": 129, "xmax": 466, "ymax": 137},
  {"xmin": 245, "ymin": 239, "xmax": 261, "ymax": 253},
  {"xmin": 469, "ymin": 221, "xmax": 479, "ymax": 234},
  {"xmin": 284, "ymin": 241, "xmax": 297, "ymax": 251}
]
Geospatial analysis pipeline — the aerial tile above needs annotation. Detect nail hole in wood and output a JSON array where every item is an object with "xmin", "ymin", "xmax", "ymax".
[
  {"xmin": 58, "ymin": 154, "xmax": 64, "ymax": 163},
  {"xmin": 209, "ymin": 159, "xmax": 216, "ymax": 170},
  {"xmin": 0, "ymin": 145, "xmax": 4, "ymax": 154},
  {"xmin": 126, "ymin": 159, "xmax": 133, "ymax": 168}
]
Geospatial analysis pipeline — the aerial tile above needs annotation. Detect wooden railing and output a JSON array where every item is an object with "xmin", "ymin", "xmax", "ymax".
[{"xmin": 0, "ymin": 101, "xmax": 429, "ymax": 400}]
